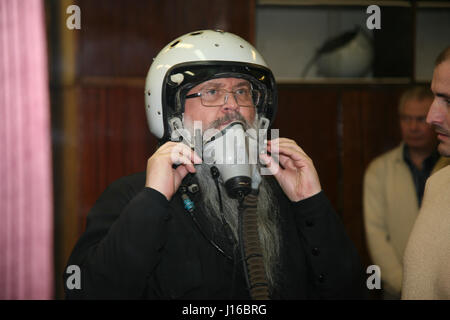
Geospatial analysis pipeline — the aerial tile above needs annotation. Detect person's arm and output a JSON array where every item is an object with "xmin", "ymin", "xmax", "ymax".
[
  {"xmin": 292, "ymin": 191, "xmax": 367, "ymax": 299},
  {"xmin": 403, "ymin": 167, "xmax": 450, "ymax": 299},
  {"xmin": 262, "ymin": 138, "xmax": 366, "ymax": 298},
  {"xmin": 64, "ymin": 141, "xmax": 202, "ymax": 299},
  {"xmin": 363, "ymin": 160, "xmax": 403, "ymax": 295},
  {"xmin": 64, "ymin": 176, "xmax": 171, "ymax": 299}
]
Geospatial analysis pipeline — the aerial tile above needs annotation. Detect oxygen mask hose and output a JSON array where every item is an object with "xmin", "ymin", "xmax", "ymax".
[{"xmin": 238, "ymin": 191, "xmax": 270, "ymax": 300}]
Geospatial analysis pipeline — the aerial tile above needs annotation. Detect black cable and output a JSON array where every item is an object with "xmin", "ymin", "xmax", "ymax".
[
  {"xmin": 210, "ymin": 166, "xmax": 223, "ymax": 213},
  {"xmin": 238, "ymin": 197, "xmax": 251, "ymax": 296},
  {"xmin": 182, "ymin": 171, "xmax": 270, "ymax": 299},
  {"xmin": 238, "ymin": 192, "xmax": 270, "ymax": 300},
  {"xmin": 180, "ymin": 184, "xmax": 233, "ymax": 261}
]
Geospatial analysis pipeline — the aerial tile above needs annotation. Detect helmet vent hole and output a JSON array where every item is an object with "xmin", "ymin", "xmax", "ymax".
[
  {"xmin": 170, "ymin": 40, "xmax": 180, "ymax": 48},
  {"xmin": 240, "ymin": 45, "xmax": 244, "ymax": 48},
  {"xmin": 190, "ymin": 31, "xmax": 203, "ymax": 36},
  {"xmin": 215, "ymin": 43, "xmax": 219, "ymax": 47}
]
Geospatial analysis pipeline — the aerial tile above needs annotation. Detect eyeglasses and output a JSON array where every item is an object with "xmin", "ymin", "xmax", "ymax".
[{"xmin": 185, "ymin": 87, "xmax": 260, "ymax": 107}]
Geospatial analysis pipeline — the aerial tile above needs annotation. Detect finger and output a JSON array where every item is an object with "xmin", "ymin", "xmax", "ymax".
[
  {"xmin": 170, "ymin": 152, "xmax": 196, "ymax": 172},
  {"xmin": 170, "ymin": 143, "xmax": 202, "ymax": 164},
  {"xmin": 157, "ymin": 141, "xmax": 179, "ymax": 153},
  {"xmin": 266, "ymin": 142, "xmax": 309, "ymax": 170},
  {"xmin": 278, "ymin": 154, "xmax": 297, "ymax": 170},
  {"xmin": 267, "ymin": 137, "xmax": 297, "ymax": 148},
  {"xmin": 268, "ymin": 141, "xmax": 308, "ymax": 159},
  {"xmin": 272, "ymin": 139, "xmax": 311, "ymax": 160},
  {"xmin": 153, "ymin": 150, "xmax": 196, "ymax": 172},
  {"xmin": 268, "ymin": 138, "xmax": 308, "ymax": 155},
  {"xmin": 259, "ymin": 153, "xmax": 281, "ymax": 176},
  {"xmin": 174, "ymin": 165, "xmax": 190, "ymax": 183},
  {"xmin": 157, "ymin": 141, "xmax": 195, "ymax": 159},
  {"xmin": 268, "ymin": 144, "xmax": 308, "ymax": 163}
]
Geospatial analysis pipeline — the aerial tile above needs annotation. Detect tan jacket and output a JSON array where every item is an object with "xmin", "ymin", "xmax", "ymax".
[
  {"xmin": 363, "ymin": 144, "xmax": 448, "ymax": 295},
  {"xmin": 402, "ymin": 164, "xmax": 450, "ymax": 299}
]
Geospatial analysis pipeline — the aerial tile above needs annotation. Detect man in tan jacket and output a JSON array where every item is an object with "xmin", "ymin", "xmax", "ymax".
[
  {"xmin": 363, "ymin": 86, "xmax": 447, "ymax": 299},
  {"xmin": 403, "ymin": 46, "xmax": 450, "ymax": 300}
]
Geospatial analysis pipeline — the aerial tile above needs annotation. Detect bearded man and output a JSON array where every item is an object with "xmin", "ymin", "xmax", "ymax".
[{"xmin": 64, "ymin": 30, "xmax": 365, "ymax": 299}]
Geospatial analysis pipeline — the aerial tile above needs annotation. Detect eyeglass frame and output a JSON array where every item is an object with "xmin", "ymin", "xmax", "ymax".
[{"xmin": 185, "ymin": 86, "xmax": 261, "ymax": 108}]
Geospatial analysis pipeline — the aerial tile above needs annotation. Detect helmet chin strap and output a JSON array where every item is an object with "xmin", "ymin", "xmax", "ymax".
[
  {"xmin": 168, "ymin": 116, "xmax": 191, "ymax": 144},
  {"xmin": 168, "ymin": 116, "xmax": 204, "ymax": 162}
]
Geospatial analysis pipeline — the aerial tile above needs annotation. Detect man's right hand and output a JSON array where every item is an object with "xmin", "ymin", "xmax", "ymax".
[{"xmin": 145, "ymin": 141, "xmax": 202, "ymax": 201}]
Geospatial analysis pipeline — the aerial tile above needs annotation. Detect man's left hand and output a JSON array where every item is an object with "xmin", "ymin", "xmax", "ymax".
[{"xmin": 260, "ymin": 138, "xmax": 322, "ymax": 202}]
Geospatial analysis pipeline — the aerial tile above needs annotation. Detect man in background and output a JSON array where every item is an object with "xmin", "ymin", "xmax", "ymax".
[
  {"xmin": 363, "ymin": 86, "xmax": 447, "ymax": 299},
  {"xmin": 403, "ymin": 46, "xmax": 450, "ymax": 299}
]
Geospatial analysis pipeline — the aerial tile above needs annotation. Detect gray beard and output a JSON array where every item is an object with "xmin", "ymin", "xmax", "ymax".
[{"xmin": 194, "ymin": 163, "xmax": 281, "ymax": 292}]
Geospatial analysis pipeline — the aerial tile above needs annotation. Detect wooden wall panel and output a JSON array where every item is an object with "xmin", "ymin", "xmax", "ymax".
[
  {"xmin": 77, "ymin": 84, "xmax": 157, "ymax": 229},
  {"xmin": 341, "ymin": 87, "xmax": 405, "ymax": 268},
  {"xmin": 76, "ymin": 0, "xmax": 255, "ymax": 77},
  {"xmin": 274, "ymin": 85, "xmax": 405, "ymax": 273},
  {"xmin": 360, "ymin": 88, "xmax": 404, "ymax": 166},
  {"xmin": 274, "ymin": 86, "xmax": 339, "ymax": 210}
]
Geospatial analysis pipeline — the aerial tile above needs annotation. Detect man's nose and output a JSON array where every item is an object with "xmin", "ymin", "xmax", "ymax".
[
  {"xmin": 222, "ymin": 93, "xmax": 239, "ymax": 112},
  {"xmin": 426, "ymin": 99, "xmax": 442, "ymax": 126}
]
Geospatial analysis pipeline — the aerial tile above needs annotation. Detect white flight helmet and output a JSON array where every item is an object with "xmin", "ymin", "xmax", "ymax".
[{"xmin": 144, "ymin": 29, "xmax": 277, "ymax": 142}]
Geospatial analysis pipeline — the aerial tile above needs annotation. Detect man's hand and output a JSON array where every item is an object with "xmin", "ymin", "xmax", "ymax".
[
  {"xmin": 260, "ymin": 138, "xmax": 321, "ymax": 202},
  {"xmin": 145, "ymin": 142, "xmax": 202, "ymax": 201}
]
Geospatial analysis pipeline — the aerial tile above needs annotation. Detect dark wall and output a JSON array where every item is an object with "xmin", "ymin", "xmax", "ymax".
[
  {"xmin": 76, "ymin": 0, "xmax": 255, "ymax": 78},
  {"xmin": 274, "ymin": 85, "xmax": 404, "ymax": 269}
]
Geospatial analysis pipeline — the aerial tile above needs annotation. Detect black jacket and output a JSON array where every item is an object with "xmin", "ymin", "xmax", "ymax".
[{"xmin": 64, "ymin": 172, "xmax": 367, "ymax": 299}]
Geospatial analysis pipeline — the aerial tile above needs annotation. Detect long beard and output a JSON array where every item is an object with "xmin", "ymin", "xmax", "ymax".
[
  {"xmin": 195, "ymin": 163, "xmax": 281, "ymax": 292},
  {"xmin": 184, "ymin": 110, "xmax": 281, "ymax": 291}
]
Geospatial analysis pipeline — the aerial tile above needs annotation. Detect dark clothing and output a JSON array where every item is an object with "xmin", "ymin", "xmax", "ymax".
[
  {"xmin": 64, "ymin": 172, "xmax": 366, "ymax": 299},
  {"xmin": 403, "ymin": 145, "xmax": 440, "ymax": 207}
]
